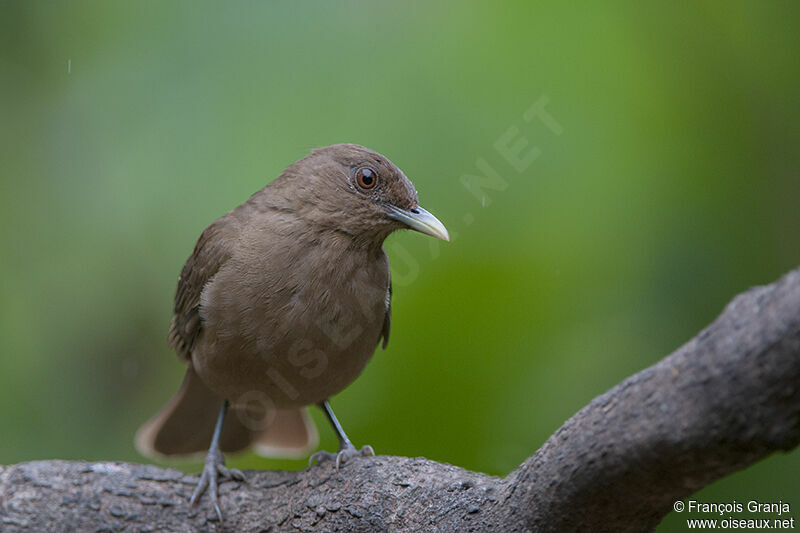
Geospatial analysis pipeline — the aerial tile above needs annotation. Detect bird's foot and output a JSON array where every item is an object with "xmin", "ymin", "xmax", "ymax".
[
  {"xmin": 189, "ymin": 447, "xmax": 246, "ymax": 522},
  {"xmin": 309, "ymin": 442, "xmax": 375, "ymax": 471}
]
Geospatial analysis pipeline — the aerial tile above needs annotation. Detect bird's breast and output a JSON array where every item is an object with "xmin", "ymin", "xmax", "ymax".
[{"xmin": 193, "ymin": 234, "xmax": 389, "ymax": 409}]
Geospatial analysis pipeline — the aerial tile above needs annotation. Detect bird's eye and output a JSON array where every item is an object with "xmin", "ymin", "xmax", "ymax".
[{"xmin": 355, "ymin": 167, "xmax": 377, "ymax": 190}]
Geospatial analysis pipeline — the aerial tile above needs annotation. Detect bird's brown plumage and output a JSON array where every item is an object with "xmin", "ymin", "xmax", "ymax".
[{"xmin": 138, "ymin": 144, "xmax": 440, "ymax": 458}]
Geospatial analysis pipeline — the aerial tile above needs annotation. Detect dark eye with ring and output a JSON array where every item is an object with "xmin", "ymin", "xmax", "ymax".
[{"xmin": 355, "ymin": 167, "xmax": 377, "ymax": 190}]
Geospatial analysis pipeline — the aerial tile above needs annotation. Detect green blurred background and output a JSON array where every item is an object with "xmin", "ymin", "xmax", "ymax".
[{"xmin": 2, "ymin": 2, "xmax": 799, "ymax": 530}]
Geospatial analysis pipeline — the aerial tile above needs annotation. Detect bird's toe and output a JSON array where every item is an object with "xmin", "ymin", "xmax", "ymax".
[
  {"xmin": 310, "ymin": 443, "xmax": 375, "ymax": 471},
  {"xmin": 190, "ymin": 448, "xmax": 243, "ymax": 522}
]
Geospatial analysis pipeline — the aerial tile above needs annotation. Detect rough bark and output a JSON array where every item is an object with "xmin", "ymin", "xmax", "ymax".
[{"xmin": 2, "ymin": 267, "xmax": 799, "ymax": 532}]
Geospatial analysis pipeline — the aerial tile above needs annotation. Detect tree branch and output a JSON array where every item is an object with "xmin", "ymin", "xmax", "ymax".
[{"xmin": 2, "ymin": 267, "xmax": 799, "ymax": 532}]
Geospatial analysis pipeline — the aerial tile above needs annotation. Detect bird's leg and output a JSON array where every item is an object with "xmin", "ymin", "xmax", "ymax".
[
  {"xmin": 189, "ymin": 399, "xmax": 245, "ymax": 521},
  {"xmin": 308, "ymin": 400, "xmax": 374, "ymax": 470}
]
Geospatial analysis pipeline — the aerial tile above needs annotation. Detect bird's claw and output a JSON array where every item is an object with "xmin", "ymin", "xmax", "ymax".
[
  {"xmin": 189, "ymin": 448, "xmax": 246, "ymax": 522},
  {"xmin": 309, "ymin": 443, "xmax": 375, "ymax": 470}
]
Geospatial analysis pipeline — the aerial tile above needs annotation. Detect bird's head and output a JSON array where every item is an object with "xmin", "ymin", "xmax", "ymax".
[{"xmin": 278, "ymin": 144, "xmax": 449, "ymax": 245}]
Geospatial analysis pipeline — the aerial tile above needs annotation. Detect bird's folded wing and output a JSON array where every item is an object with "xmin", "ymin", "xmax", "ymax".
[
  {"xmin": 380, "ymin": 277, "xmax": 392, "ymax": 349},
  {"xmin": 168, "ymin": 215, "xmax": 239, "ymax": 361}
]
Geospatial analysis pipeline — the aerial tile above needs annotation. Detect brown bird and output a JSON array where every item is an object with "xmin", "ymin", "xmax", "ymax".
[{"xmin": 136, "ymin": 144, "xmax": 449, "ymax": 520}]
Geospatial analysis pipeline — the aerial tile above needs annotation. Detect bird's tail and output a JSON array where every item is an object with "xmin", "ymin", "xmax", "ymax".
[{"xmin": 135, "ymin": 366, "xmax": 318, "ymax": 459}]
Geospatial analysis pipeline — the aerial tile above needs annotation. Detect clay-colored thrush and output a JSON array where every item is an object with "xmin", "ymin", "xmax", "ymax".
[{"xmin": 136, "ymin": 144, "xmax": 449, "ymax": 519}]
